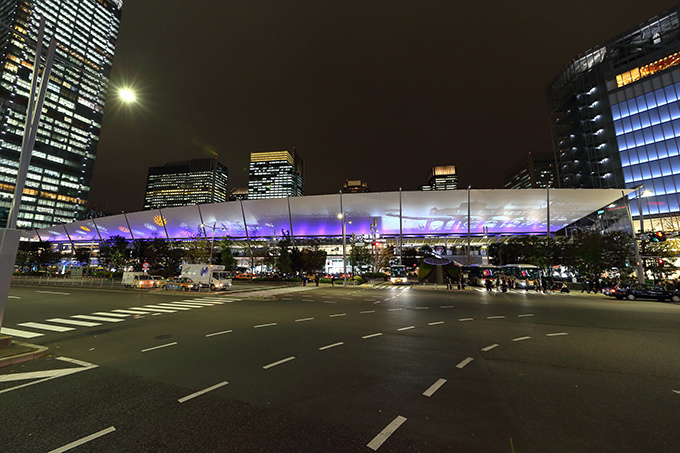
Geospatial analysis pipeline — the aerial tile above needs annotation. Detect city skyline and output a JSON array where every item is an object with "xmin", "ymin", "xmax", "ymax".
[{"xmin": 88, "ymin": 1, "xmax": 680, "ymax": 213}]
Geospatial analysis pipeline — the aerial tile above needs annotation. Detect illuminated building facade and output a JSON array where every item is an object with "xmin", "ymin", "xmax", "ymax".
[
  {"xmin": 343, "ymin": 179, "xmax": 369, "ymax": 193},
  {"xmin": 0, "ymin": 0, "xmax": 123, "ymax": 228},
  {"xmin": 503, "ymin": 152, "xmax": 556, "ymax": 189},
  {"xmin": 248, "ymin": 149, "xmax": 304, "ymax": 199},
  {"xmin": 144, "ymin": 158, "xmax": 228, "ymax": 210},
  {"xmin": 419, "ymin": 165, "xmax": 458, "ymax": 191},
  {"xmin": 548, "ymin": 5, "xmax": 680, "ymax": 228}
]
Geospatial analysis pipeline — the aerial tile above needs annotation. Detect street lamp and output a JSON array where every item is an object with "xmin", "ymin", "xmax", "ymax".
[{"xmin": 119, "ymin": 88, "xmax": 136, "ymax": 102}]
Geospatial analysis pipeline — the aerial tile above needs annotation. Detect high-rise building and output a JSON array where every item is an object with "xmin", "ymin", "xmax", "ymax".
[
  {"xmin": 144, "ymin": 158, "xmax": 228, "ymax": 210},
  {"xmin": 548, "ymin": 6, "xmax": 680, "ymax": 226},
  {"xmin": 248, "ymin": 149, "xmax": 304, "ymax": 199},
  {"xmin": 503, "ymin": 152, "xmax": 557, "ymax": 189},
  {"xmin": 419, "ymin": 165, "xmax": 458, "ymax": 191},
  {"xmin": 0, "ymin": 0, "xmax": 123, "ymax": 228},
  {"xmin": 228, "ymin": 187, "xmax": 248, "ymax": 201},
  {"xmin": 343, "ymin": 179, "xmax": 369, "ymax": 193}
]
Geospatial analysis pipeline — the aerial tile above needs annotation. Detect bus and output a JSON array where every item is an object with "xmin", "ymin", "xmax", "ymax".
[
  {"xmin": 390, "ymin": 264, "xmax": 409, "ymax": 285},
  {"xmin": 463, "ymin": 265, "xmax": 498, "ymax": 287},
  {"xmin": 498, "ymin": 264, "xmax": 541, "ymax": 289}
]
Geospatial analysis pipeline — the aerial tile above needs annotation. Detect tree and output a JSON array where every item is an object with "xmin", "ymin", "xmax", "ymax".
[
  {"xmin": 16, "ymin": 240, "xmax": 58, "ymax": 271},
  {"xmin": 99, "ymin": 235, "xmax": 130, "ymax": 271},
  {"xmin": 349, "ymin": 244, "xmax": 372, "ymax": 274},
  {"xmin": 301, "ymin": 244, "xmax": 327, "ymax": 274},
  {"xmin": 218, "ymin": 237, "xmax": 237, "ymax": 272}
]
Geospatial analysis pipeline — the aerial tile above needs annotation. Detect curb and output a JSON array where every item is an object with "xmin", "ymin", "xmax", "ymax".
[{"xmin": 0, "ymin": 341, "xmax": 49, "ymax": 368}]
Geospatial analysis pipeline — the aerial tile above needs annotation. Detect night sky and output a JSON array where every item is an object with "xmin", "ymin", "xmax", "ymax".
[{"xmin": 89, "ymin": 0, "xmax": 680, "ymax": 213}]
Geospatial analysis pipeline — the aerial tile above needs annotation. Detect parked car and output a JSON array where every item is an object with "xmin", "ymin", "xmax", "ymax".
[
  {"xmin": 613, "ymin": 283, "xmax": 673, "ymax": 301},
  {"xmin": 149, "ymin": 275, "xmax": 166, "ymax": 288},
  {"xmin": 162, "ymin": 277, "xmax": 198, "ymax": 291}
]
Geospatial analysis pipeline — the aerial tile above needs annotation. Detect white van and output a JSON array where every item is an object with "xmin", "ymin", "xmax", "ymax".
[{"xmin": 122, "ymin": 271, "xmax": 155, "ymax": 288}]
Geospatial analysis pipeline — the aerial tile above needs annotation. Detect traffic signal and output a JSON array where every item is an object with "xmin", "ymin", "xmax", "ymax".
[
  {"xmin": 651, "ymin": 231, "xmax": 666, "ymax": 242},
  {"xmin": 658, "ymin": 258, "xmax": 665, "ymax": 266}
]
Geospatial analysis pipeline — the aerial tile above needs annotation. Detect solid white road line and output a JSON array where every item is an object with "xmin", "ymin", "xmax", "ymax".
[
  {"xmin": 263, "ymin": 356, "xmax": 296, "ymax": 369},
  {"xmin": 0, "ymin": 327, "xmax": 43, "ymax": 338},
  {"xmin": 140, "ymin": 306, "xmax": 177, "ymax": 313},
  {"xmin": 428, "ymin": 321, "xmax": 444, "ymax": 326},
  {"xmin": 56, "ymin": 356, "xmax": 97, "ymax": 368},
  {"xmin": 18, "ymin": 322, "xmax": 74, "ymax": 332},
  {"xmin": 367, "ymin": 416, "xmax": 407, "ymax": 451},
  {"xmin": 397, "ymin": 326, "xmax": 415, "ymax": 331},
  {"xmin": 459, "ymin": 318, "xmax": 474, "ymax": 322},
  {"xmin": 36, "ymin": 290, "xmax": 70, "ymax": 296},
  {"xmin": 206, "ymin": 330, "xmax": 233, "ymax": 337},
  {"xmin": 178, "ymin": 381, "xmax": 228, "ymax": 403},
  {"xmin": 361, "ymin": 310, "xmax": 376, "ymax": 314},
  {"xmin": 92, "ymin": 312, "xmax": 129, "ymax": 318},
  {"xmin": 112, "ymin": 309, "xmax": 150, "ymax": 315},
  {"xmin": 518, "ymin": 314, "xmax": 534, "ymax": 317},
  {"xmin": 423, "ymin": 378, "xmax": 447, "ymax": 397},
  {"xmin": 362, "ymin": 333, "xmax": 382, "ymax": 339},
  {"xmin": 295, "ymin": 318, "xmax": 314, "ymax": 322},
  {"xmin": 47, "ymin": 426, "xmax": 116, "ymax": 453},
  {"xmin": 456, "ymin": 357, "xmax": 474, "ymax": 369},
  {"xmin": 329, "ymin": 313, "xmax": 346, "ymax": 317},
  {"xmin": 481, "ymin": 344, "xmax": 499, "ymax": 352},
  {"xmin": 71, "ymin": 315, "xmax": 124, "ymax": 323},
  {"xmin": 487, "ymin": 316, "xmax": 505, "ymax": 319},
  {"xmin": 141, "ymin": 342, "xmax": 177, "ymax": 353},
  {"xmin": 47, "ymin": 318, "xmax": 101, "ymax": 327},
  {"xmin": 319, "ymin": 342, "xmax": 344, "ymax": 351},
  {"xmin": 254, "ymin": 323, "xmax": 277, "ymax": 328},
  {"xmin": 512, "ymin": 336, "xmax": 531, "ymax": 342},
  {"xmin": 546, "ymin": 332, "xmax": 568, "ymax": 337}
]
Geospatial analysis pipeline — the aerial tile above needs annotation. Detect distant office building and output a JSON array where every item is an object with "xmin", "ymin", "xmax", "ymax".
[
  {"xmin": 0, "ymin": 0, "xmax": 123, "ymax": 228},
  {"xmin": 229, "ymin": 187, "xmax": 248, "ymax": 201},
  {"xmin": 547, "ymin": 6, "xmax": 680, "ymax": 225},
  {"xmin": 144, "ymin": 158, "xmax": 228, "ymax": 210},
  {"xmin": 419, "ymin": 165, "xmax": 458, "ymax": 191},
  {"xmin": 248, "ymin": 149, "xmax": 304, "ymax": 199},
  {"xmin": 503, "ymin": 152, "xmax": 557, "ymax": 189},
  {"xmin": 343, "ymin": 179, "xmax": 369, "ymax": 193}
]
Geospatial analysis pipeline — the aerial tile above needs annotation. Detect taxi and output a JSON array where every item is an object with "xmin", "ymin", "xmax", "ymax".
[{"xmin": 161, "ymin": 277, "xmax": 198, "ymax": 291}]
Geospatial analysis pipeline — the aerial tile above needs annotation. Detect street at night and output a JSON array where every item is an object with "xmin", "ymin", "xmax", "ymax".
[{"xmin": 1, "ymin": 283, "xmax": 679, "ymax": 452}]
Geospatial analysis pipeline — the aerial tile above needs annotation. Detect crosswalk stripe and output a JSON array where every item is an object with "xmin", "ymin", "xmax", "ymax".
[
  {"xmin": 17, "ymin": 322, "xmax": 75, "ymax": 332},
  {"xmin": 47, "ymin": 318, "xmax": 101, "ymax": 327},
  {"xmin": 0, "ymin": 327, "xmax": 43, "ymax": 338},
  {"xmin": 154, "ymin": 304, "xmax": 192, "ymax": 311},
  {"xmin": 162, "ymin": 303, "xmax": 201, "ymax": 309},
  {"xmin": 179, "ymin": 301, "xmax": 217, "ymax": 306},
  {"xmin": 140, "ymin": 306, "xmax": 177, "ymax": 313},
  {"xmin": 92, "ymin": 312, "xmax": 129, "ymax": 318},
  {"xmin": 71, "ymin": 315, "xmax": 125, "ymax": 323},
  {"xmin": 112, "ymin": 309, "xmax": 150, "ymax": 315}
]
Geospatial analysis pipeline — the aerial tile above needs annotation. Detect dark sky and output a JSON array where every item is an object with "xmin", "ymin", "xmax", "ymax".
[{"xmin": 89, "ymin": 0, "xmax": 680, "ymax": 213}]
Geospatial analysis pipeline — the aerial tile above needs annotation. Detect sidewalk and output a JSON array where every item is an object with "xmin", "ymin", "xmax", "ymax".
[{"xmin": 0, "ymin": 335, "xmax": 49, "ymax": 368}]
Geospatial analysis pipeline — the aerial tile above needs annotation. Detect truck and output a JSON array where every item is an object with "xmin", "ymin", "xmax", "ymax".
[
  {"xmin": 180, "ymin": 264, "xmax": 232, "ymax": 290},
  {"xmin": 122, "ymin": 271, "xmax": 155, "ymax": 288}
]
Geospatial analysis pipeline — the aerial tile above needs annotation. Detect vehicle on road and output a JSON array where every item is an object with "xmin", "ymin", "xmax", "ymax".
[
  {"xmin": 498, "ymin": 264, "xmax": 541, "ymax": 289},
  {"xmin": 149, "ymin": 275, "xmax": 166, "ymax": 288},
  {"xmin": 613, "ymin": 283, "xmax": 678, "ymax": 302},
  {"xmin": 162, "ymin": 277, "xmax": 198, "ymax": 291},
  {"xmin": 463, "ymin": 265, "xmax": 498, "ymax": 286},
  {"xmin": 390, "ymin": 264, "xmax": 408, "ymax": 284},
  {"xmin": 122, "ymin": 271, "xmax": 155, "ymax": 288},
  {"xmin": 180, "ymin": 264, "xmax": 232, "ymax": 290}
]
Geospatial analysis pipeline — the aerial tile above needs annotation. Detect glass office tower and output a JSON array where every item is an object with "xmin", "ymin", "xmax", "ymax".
[
  {"xmin": 0, "ymin": 0, "xmax": 122, "ymax": 228},
  {"xmin": 248, "ymin": 149, "xmax": 304, "ymax": 199},
  {"xmin": 419, "ymin": 165, "xmax": 458, "ymax": 191},
  {"xmin": 548, "ymin": 6, "xmax": 680, "ymax": 229}
]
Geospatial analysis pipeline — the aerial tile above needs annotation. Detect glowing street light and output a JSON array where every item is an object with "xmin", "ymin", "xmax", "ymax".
[{"xmin": 119, "ymin": 88, "xmax": 136, "ymax": 102}]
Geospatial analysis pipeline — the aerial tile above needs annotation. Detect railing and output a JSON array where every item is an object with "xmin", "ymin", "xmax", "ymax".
[{"xmin": 11, "ymin": 274, "xmax": 120, "ymax": 288}]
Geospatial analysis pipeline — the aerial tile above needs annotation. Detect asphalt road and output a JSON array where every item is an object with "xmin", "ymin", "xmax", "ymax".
[{"xmin": 1, "ymin": 283, "xmax": 679, "ymax": 452}]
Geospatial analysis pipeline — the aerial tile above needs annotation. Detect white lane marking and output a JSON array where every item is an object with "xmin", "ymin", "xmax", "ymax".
[
  {"xmin": 441, "ymin": 305, "xmax": 454, "ymax": 309},
  {"xmin": 179, "ymin": 301, "xmax": 216, "ymax": 306},
  {"xmin": 302, "ymin": 299, "xmax": 314, "ymax": 302},
  {"xmin": 415, "ymin": 306, "xmax": 429, "ymax": 310},
  {"xmin": 322, "ymin": 296, "xmax": 332, "ymax": 298},
  {"xmin": 342, "ymin": 297, "xmax": 353, "ymax": 300},
  {"xmin": 423, "ymin": 378, "xmax": 447, "ymax": 397},
  {"xmin": 374, "ymin": 301, "xmax": 381, "ymax": 304},
  {"xmin": 324, "ymin": 301, "xmax": 337, "ymax": 304},
  {"xmin": 47, "ymin": 318, "xmax": 101, "ymax": 327},
  {"xmin": 162, "ymin": 303, "xmax": 201, "ymax": 309},
  {"xmin": 281, "ymin": 297, "xmax": 292, "ymax": 300},
  {"xmin": 0, "ymin": 327, "xmax": 43, "ymax": 338},
  {"xmin": 153, "ymin": 304, "xmax": 191, "ymax": 311},
  {"xmin": 518, "ymin": 314, "xmax": 534, "ymax": 317},
  {"xmin": 141, "ymin": 342, "xmax": 178, "ymax": 353},
  {"xmin": 254, "ymin": 323, "xmax": 277, "ymax": 328},
  {"xmin": 295, "ymin": 318, "xmax": 314, "ymax": 322},
  {"xmin": 329, "ymin": 313, "xmax": 346, "ymax": 317},
  {"xmin": 546, "ymin": 332, "xmax": 568, "ymax": 337},
  {"xmin": 362, "ymin": 333, "xmax": 382, "ymax": 339},
  {"xmin": 178, "ymin": 381, "xmax": 228, "ymax": 403},
  {"xmin": 512, "ymin": 336, "xmax": 531, "ymax": 342},
  {"xmin": 263, "ymin": 356, "xmax": 296, "ymax": 369},
  {"xmin": 56, "ymin": 357, "xmax": 97, "ymax": 368},
  {"xmin": 459, "ymin": 318, "xmax": 474, "ymax": 322},
  {"xmin": 206, "ymin": 330, "xmax": 233, "ymax": 337},
  {"xmin": 388, "ymin": 308, "xmax": 402, "ymax": 311},
  {"xmin": 456, "ymin": 357, "xmax": 474, "ymax": 369},
  {"xmin": 0, "ymin": 357, "xmax": 97, "ymax": 395},
  {"xmin": 397, "ymin": 326, "xmax": 415, "ymax": 331},
  {"xmin": 112, "ymin": 309, "xmax": 150, "ymax": 315},
  {"xmin": 18, "ymin": 322, "xmax": 74, "ymax": 332},
  {"xmin": 141, "ymin": 306, "xmax": 177, "ymax": 313},
  {"xmin": 487, "ymin": 316, "xmax": 505, "ymax": 319},
  {"xmin": 428, "ymin": 321, "xmax": 444, "ymax": 326},
  {"xmin": 8, "ymin": 295, "xmax": 20, "ymax": 299},
  {"xmin": 361, "ymin": 310, "xmax": 376, "ymax": 314},
  {"xmin": 481, "ymin": 344, "xmax": 499, "ymax": 352},
  {"xmin": 673, "ymin": 390, "xmax": 680, "ymax": 394},
  {"xmin": 72, "ymin": 315, "xmax": 124, "ymax": 323},
  {"xmin": 47, "ymin": 426, "xmax": 115, "ymax": 453},
  {"xmin": 92, "ymin": 312, "xmax": 129, "ymax": 318},
  {"xmin": 36, "ymin": 290, "xmax": 70, "ymax": 296},
  {"xmin": 319, "ymin": 342, "xmax": 344, "ymax": 351},
  {"xmin": 367, "ymin": 415, "xmax": 407, "ymax": 451},
  {"xmin": 364, "ymin": 299, "xmax": 376, "ymax": 301}
]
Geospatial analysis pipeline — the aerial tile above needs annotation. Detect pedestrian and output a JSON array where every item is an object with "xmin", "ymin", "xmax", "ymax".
[
  {"xmin": 581, "ymin": 280, "xmax": 589, "ymax": 293},
  {"xmin": 331, "ymin": 275, "xmax": 336, "ymax": 286},
  {"xmin": 302, "ymin": 275, "xmax": 307, "ymax": 286},
  {"xmin": 314, "ymin": 274, "xmax": 319, "ymax": 286}
]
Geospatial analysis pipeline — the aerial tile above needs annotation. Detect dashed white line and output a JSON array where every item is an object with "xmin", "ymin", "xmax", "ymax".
[
  {"xmin": 415, "ymin": 306, "xmax": 429, "ymax": 310},
  {"xmin": 422, "ymin": 378, "xmax": 447, "ymax": 397},
  {"xmin": 388, "ymin": 308, "xmax": 402, "ymax": 311},
  {"xmin": 456, "ymin": 357, "xmax": 474, "ymax": 369},
  {"xmin": 141, "ymin": 342, "xmax": 177, "ymax": 353},
  {"xmin": 319, "ymin": 342, "xmax": 344, "ymax": 351},
  {"xmin": 673, "ymin": 390, "xmax": 680, "ymax": 394},
  {"xmin": 362, "ymin": 333, "xmax": 383, "ymax": 339},
  {"xmin": 459, "ymin": 318, "xmax": 474, "ymax": 322},
  {"xmin": 518, "ymin": 314, "xmax": 534, "ymax": 317},
  {"xmin": 361, "ymin": 310, "xmax": 376, "ymax": 314},
  {"xmin": 36, "ymin": 290, "xmax": 70, "ymax": 296},
  {"xmin": 397, "ymin": 326, "xmax": 415, "ymax": 331},
  {"xmin": 205, "ymin": 330, "xmax": 233, "ymax": 337},
  {"xmin": 512, "ymin": 336, "xmax": 531, "ymax": 342},
  {"xmin": 178, "ymin": 381, "xmax": 228, "ymax": 403},
  {"xmin": 487, "ymin": 316, "xmax": 505, "ymax": 319},
  {"xmin": 481, "ymin": 344, "xmax": 499, "ymax": 352},
  {"xmin": 367, "ymin": 415, "xmax": 407, "ymax": 451},
  {"xmin": 47, "ymin": 426, "xmax": 116, "ymax": 453},
  {"xmin": 263, "ymin": 356, "xmax": 296, "ymax": 369},
  {"xmin": 329, "ymin": 313, "xmax": 346, "ymax": 318},
  {"xmin": 546, "ymin": 332, "xmax": 568, "ymax": 337},
  {"xmin": 441, "ymin": 305, "xmax": 455, "ymax": 309},
  {"xmin": 428, "ymin": 321, "xmax": 444, "ymax": 326},
  {"xmin": 254, "ymin": 323, "xmax": 277, "ymax": 328},
  {"xmin": 295, "ymin": 318, "xmax": 314, "ymax": 322}
]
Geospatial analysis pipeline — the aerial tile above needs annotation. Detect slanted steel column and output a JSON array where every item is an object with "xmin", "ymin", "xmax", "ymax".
[
  {"xmin": 239, "ymin": 199, "xmax": 254, "ymax": 275},
  {"xmin": 340, "ymin": 191, "xmax": 347, "ymax": 286},
  {"xmin": 157, "ymin": 208, "xmax": 170, "ymax": 239},
  {"xmin": 287, "ymin": 196, "xmax": 295, "ymax": 248},
  {"xmin": 467, "ymin": 186, "xmax": 471, "ymax": 264},
  {"xmin": 398, "ymin": 188, "xmax": 403, "ymax": 264},
  {"xmin": 624, "ymin": 190, "xmax": 645, "ymax": 284}
]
